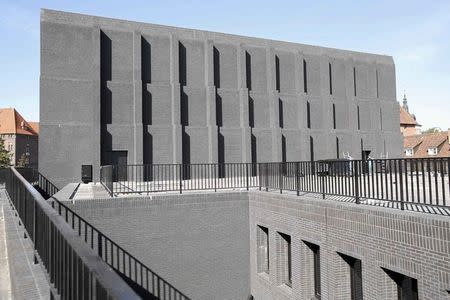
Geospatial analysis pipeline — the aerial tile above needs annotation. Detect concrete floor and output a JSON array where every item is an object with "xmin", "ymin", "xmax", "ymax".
[{"xmin": 0, "ymin": 188, "xmax": 50, "ymax": 299}]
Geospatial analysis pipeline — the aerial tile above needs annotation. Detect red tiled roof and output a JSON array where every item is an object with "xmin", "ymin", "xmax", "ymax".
[
  {"xmin": 399, "ymin": 105, "xmax": 420, "ymax": 126},
  {"xmin": 28, "ymin": 121, "xmax": 39, "ymax": 134},
  {"xmin": 0, "ymin": 108, "xmax": 38, "ymax": 136},
  {"xmin": 404, "ymin": 132, "xmax": 450, "ymax": 158}
]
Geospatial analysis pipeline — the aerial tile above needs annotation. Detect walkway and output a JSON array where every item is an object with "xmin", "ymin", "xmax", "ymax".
[{"xmin": 0, "ymin": 187, "xmax": 50, "ymax": 299}]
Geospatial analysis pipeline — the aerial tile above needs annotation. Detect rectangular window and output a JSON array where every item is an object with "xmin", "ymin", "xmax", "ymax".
[
  {"xmin": 278, "ymin": 232, "xmax": 292, "ymax": 287},
  {"xmin": 305, "ymin": 241, "xmax": 321, "ymax": 299},
  {"xmin": 332, "ymin": 103, "xmax": 336, "ymax": 129},
  {"xmin": 353, "ymin": 67, "xmax": 357, "ymax": 97},
  {"xmin": 405, "ymin": 148, "xmax": 413, "ymax": 157},
  {"xmin": 329, "ymin": 63, "xmax": 333, "ymax": 95},
  {"xmin": 257, "ymin": 225, "xmax": 269, "ymax": 274},
  {"xmin": 307, "ymin": 101, "xmax": 311, "ymax": 129},
  {"xmin": 303, "ymin": 59, "xmax": 308, "ymax": 94},
  {"xmin": 357, "ymin": 105, "xmax": 360, "ymax": 130},
  {"xmin": 383, "ymin": 268, "xmax": 418, "ymax": 300},
  {"xmin": 339, "ymin": 253, "xmax": 363, "ymax": 300},
  {"xmin": 427, "ymin": 147, "xmax": 438, "ymax": 156}
]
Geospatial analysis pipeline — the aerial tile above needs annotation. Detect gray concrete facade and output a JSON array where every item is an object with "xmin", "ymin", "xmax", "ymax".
[
  {"xmin": 60, "ymin": 190, "xmax": 450, "ymax": 300},
  {"xmin": 40, "ymin": 9, "xmax": 403, "ymax": 188}
]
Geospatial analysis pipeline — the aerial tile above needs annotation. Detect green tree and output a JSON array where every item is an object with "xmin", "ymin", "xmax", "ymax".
[
  {"xmin": 0, "ymin": 136, "xmax": 11, "ymax": 167},
  {"xmin": 422, "ymin": 127, "xmax": 441, "ymax": 134},
  {"xmin": 17, "ymin": 153, "xmax": 29, "ymax": 167}
]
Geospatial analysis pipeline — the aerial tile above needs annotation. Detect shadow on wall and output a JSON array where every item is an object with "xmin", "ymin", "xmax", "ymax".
[
  {"xmin": 100, "ymin": 30, "xmax": 112, "ymax": 125},
  {"xmin": 218, "ymin": 132, "xmax": 225, "ymax": 178},
  {"xmin": 141, "ymin": 37, "xmax": 152, "ymax": 83},
  {"xmin": 213, "ymin": 46, "xmax": 220, "ymax": 89},
  {"xmin": 248, "ymin": 97, "xmax": 254, "ymax": 128},
  {"xmin": 142, "ymin": 88, "xmax": 152, "ymax": 126},
  {"xmin": 279, "ymin": 98, "xmax": 284, "ymax": 128},
  {"xmin": 100, "ymin": 31, "xmax": 113, "ymax": 166},
  {"xmin": 143, "ymin": 130, "xmax": 153, "ymax": 165},
  {"xmin": 179, "ymin": 42, "xmax": 187, "ymax": 86},
  {"xmin": 100, "ymin": 31, "xmax": 112, "ymax": 81},
  {"xmin": 216, "ymin": 94, "xmax": 222, "ymax": 127},
  {"xmin": 245, "ymin": 51, "xmax": 252, "ymax": 90}
]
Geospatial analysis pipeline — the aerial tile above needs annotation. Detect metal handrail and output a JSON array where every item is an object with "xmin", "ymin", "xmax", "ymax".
[
  {"xmin": 99, "ymin": 158, "xmax": 450, "ymax": 216},
  {"xmin": 5, "ymin": 167, "xmax": 140, "ymax": 299},
  {"xmin": 27, "ymin": 168, "xmax": 190, "ymax": 299},
  {"xmin": 48, "ymin": 195, "xmax": 191, "ymax": 299}
]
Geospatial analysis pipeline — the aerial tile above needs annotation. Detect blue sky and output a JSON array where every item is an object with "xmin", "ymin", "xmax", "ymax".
[{"xmin": 1, "ymin": 0, "xmax": 449, "ymax": 130}]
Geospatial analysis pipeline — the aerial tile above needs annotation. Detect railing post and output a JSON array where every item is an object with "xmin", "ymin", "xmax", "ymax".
[
  {"xmin": 214, "ymin": 164, "xmax": 217, "ymax": 192},
  {"xmin": 296, "ymin": 162, "xmax": 300, "ymax": 196},
  {"xmin": 354, "ymin": 160, "xmax": 360, "ymax": 204},
  {"xmin": 258, "ymin": 163, "xmax": 262, "ymax": 191},
  {"xmin": 321, "ymin": 162, "xmax": 325, "ymax": 199},
  {"xmin": 246, "ymin": 163, "xmax": 249, "ymax": 191},
  {"xmin": 399, "ymin": 159, "xmax": 405, "ymax": 210},
  {"xmin": 279, "ymin": 163, "xmax": 283, "ymax": 194},
  {"xmin": 33, "ymin": 197, "xmax": 38, "ymax": 264},
  {"xmin": 265, "ymin": 164, "xmax": 269, "ymax": 192},
  {"xmin": 179, "ymin": 164, "xmax": 183, "ymax": 194}
]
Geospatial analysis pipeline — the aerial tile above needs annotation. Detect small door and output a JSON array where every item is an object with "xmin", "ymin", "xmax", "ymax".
[
  {"xmin": 362, "ymin": 150, "xmax": 371, "ymax": 161},
  {"xmin": 104, "ymin": 151, "xmax": 128, "ymax": 181},
  {"xmin": 362, "ymin": 150, "xmax": 371, "ymax": 174}
]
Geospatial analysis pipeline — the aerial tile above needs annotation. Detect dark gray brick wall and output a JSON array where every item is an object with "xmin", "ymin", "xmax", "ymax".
[
  {"xmin": 61, "ymin": 189, "xmax": 450, "ymax": 299},
  {"xmin": 66, "ymin": 192, "xmax": 250, "ymax": 300},
  {"xmin": 249, "ymin": 191, "xmax": 450, "ymax": 300}
]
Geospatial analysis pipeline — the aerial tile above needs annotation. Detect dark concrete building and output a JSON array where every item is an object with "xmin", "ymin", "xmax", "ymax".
[{"xmin": 40, "ymin": 9, "xmax": 402, "ymax": 188}]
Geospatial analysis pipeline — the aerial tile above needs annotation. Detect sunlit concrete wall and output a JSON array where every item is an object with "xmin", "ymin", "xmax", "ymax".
[{"xmin": 40, "ymin": 9, "xmax": 402, "ymax": 188}]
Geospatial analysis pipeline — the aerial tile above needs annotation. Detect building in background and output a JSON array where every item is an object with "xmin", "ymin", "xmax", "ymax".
[
  {"xmin": 0, "ymin": 108, "xmax": 39, "ymax": 167},
  {"xmin": 399, "ymin": 93, "xmax": 421, "ymax": 136},
  {"xmin": 404, "ymin": 130, "xmax": 450, "ymax": 158},
  {"xmin": 40, "ymin": 9, "xmax": 403, "ymax": 188},
  {"xmin": 398, "ymin": 94, "xmax": 450, "ymax": 158}
]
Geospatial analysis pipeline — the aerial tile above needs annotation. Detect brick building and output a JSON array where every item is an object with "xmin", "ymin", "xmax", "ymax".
[
  {"xmin": 398, "ymin": 94, "xmax": 450, "ymax": 158},
  {"xmin": 0, "ymin": 108, "xmax": 39, "ymax": 167},
  {"xmin": 404, "ymin": 130, "xmax": 450, "ymax": 158}
]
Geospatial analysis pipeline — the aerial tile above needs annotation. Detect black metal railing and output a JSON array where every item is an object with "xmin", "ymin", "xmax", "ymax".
[
  {"xmin": 36, "ymin": 172, "xmax": 60, "ymax": 199},
  {"xmin": 17, "ymin": 167, "xmax": 190, "ymax": 299},
  {"xmin": 100, "ymin": 163, "xmax": 260, "ymax": 196},
  {"xmin": 47, "ymin": 196, "xmax": 190, "ymax": 299},
  {"xmin": 4, "ymin": 167, "xmax": 140, "ymax": 299},
  {"xmin": 100, "ymin": 158, "xmax": 450, "ymax": 215}
]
